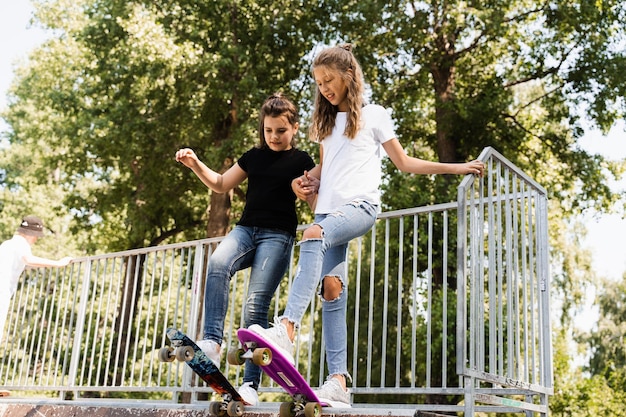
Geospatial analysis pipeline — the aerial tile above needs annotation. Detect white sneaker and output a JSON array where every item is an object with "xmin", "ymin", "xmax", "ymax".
[
  {"xmin": 238, "ymin": 381, "xmax": 259, "ymax": 406},
  {"xmin": 196, "ymin": 339, "xmax": 221, "ymax": 366},
  {"xmin": 248, "ymin": 318, "xmax": 295, "ymax": 365},
  {"xmin": 313, "ymin": 378, "xmax": 351, "ymax": 408}
]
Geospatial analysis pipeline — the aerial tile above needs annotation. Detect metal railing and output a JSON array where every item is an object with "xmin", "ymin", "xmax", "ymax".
[
  {"xmin": 0, "ymin": 147, "xmax": 552, "ymax": 415},
  {"xmin": 457, "ymin": 147, "xmax": 553, "ymax": 416}
]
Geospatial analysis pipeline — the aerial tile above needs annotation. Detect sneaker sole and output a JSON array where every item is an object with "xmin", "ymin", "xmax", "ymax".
[{"xmin": 317, "ymin": 398, "xmax": 351, "ymax": 408}]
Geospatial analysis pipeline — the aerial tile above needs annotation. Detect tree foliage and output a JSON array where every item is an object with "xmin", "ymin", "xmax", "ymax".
[
  {"xmin": 584, "ymin": 275, "xmax": 626, "ymax": 388},
  {"xmin": 3, "ymin": 0, "xmax": 325, "ymax": 252},
  {"xmin": 325, "ymin": 0, "xmax": 626, "ymax": 212},
  {"xmin": 3, "ymin": 0, "xmax": 625, "ymax": 252},
  {"xmin": 551, "ymin": 327, "xmax": 626, "ymax": 416}
]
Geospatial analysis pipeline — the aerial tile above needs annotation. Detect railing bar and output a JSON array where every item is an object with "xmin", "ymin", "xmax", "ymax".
[
  {"xmin": 59, "ymin": 260, "xmax": 79, "ymax": 388},
  {"xmin": 505, "ymin": 174, "xmax": 515, "ymax": 379},
  {"xmin": 426, "ymin": 212, "xmax": 433, "ymax": 387},
  {"xmin": 85, "ymin": 261, "xmax": 103, "ymax": 386},
  {"xmin": 366, "ymin": 222, "xmax": 376, "ymax": 388},
  {"xmin": 442, "ymin": 211, "xmax": 448, "ymax": 388},
  {"xmin": 380, "ymin": 218, "xmax": 390, "ymax": 387},
  {"xmin": 520, "ymin": 184, "xmax": 529, "ymax": 384},
  {"xmin": 142, "ymin": 250, "xmax": 162, "ymax": 385},
  {"xmin": 511, "ymin": 177, "xmax": 524, "ymax": 379},
  {"xmin": 456, "ymin": 174, "xmax": 468, "ymax": 378},
  {"xmin": 531, "ymin": 189, "xmax": 539, "ymax": 383},
  {"xmin": 33, "ymin": 268, "xmax": 49, "ymax": 385},
  {"xmin": 411, "ymin": 214, "xmax": 418, "ymax": 388},
  {"xmin": 395, "ymin": 217, "xmax": 403, "ymax": 388},
  {"xmin": 111, "ymin": 257, "xmax": 132, "ymax": 386},
  {"xmin": 487, "ymin": 160, "xmax": 497, "ymax": 374},
  {"xmin": 127, "ymin": 254, "xmax": 147, "ymax": 386},
  {"xmin": 351, "ymin": 236, "xmax": 363, "ymax": 388},
  {"xmin": 24, "ymin": 269, "xmax": 39, "ymax": 385},
  {"xmin": 475, "ymin": 165, "xmax": 486, "ymax": 373},
  {"xmin": 500, "ymin": 165, "xmax": 510, "ymax": 376}
]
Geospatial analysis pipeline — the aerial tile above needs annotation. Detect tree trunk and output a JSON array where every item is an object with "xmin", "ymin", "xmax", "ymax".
[
  {"xmin": 206, "ymin": 189, "xmax": 232, "ymax": 238},
  {"xmin": 429, "ymin": 29, "xmax": 459, "ymax": 295},
  {"xmin": 430, "ymin": 31, "xmax": 459, "ymax": 164}
]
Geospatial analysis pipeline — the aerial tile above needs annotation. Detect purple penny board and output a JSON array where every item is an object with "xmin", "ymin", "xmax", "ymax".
[{"xmin": 237, "ymin": 328, "xmax": 327, "ymax": 407}]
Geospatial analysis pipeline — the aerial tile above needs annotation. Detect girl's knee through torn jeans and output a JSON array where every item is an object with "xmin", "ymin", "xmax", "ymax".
[{"xmin": 282, "ymin": 199, "xmax": 378, "ymax": 377}]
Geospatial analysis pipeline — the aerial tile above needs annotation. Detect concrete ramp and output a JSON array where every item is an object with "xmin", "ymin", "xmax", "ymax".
[
  {"xmin": 0, "ymin": 404, "xmax": 267, "ymax": 417},
  {"xmin": 0, "ymin": 401, "xmax": 424, "ymax": 417}
]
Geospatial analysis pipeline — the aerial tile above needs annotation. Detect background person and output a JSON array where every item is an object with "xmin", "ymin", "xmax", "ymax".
[{"xmin": 0, "ymin": 215, "xmax": 73, "ymax": 343}]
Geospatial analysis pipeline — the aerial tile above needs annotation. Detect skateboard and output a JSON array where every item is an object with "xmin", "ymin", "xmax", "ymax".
[
  {"xmin": 231, "ymin": 328, "xmax": 325, "ymax": 417},
  {"xmin": 160, "ymin": 327, "xmax": 249, "ymax": 416},
  {"xmin": 0, "ymin": 390, "xmax": 9, "ymax": 397}
]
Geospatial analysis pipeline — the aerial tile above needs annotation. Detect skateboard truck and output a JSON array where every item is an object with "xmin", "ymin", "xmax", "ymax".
[
  {"xmin": 159, "ymin": 341, "xmax": 195, "ymax": 362},
  {"xmin": 228, "ymin": 341, "xmax": 273, "ymax": 367}
]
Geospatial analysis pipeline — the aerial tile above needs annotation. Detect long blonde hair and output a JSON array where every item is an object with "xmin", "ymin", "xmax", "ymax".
[{"xmin": 309, "ymin": 44, "xmax": 365, "ymax": 141}]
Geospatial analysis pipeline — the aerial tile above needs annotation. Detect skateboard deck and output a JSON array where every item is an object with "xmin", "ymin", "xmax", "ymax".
[
  {"xmin": 161, "ymin": 327, "xmax": 249, "ymax": 416},
  {"xmin": 0, "ymin": 390, "xmax": 10, "ymax": 397},
  {"xmin": 235, "ymin": 328, "xmax": 327, "ymax": 417}
]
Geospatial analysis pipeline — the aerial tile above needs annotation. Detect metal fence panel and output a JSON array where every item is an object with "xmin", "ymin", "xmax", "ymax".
[{"xmin": 457, "ymin": 147, "xmax": 552, "ymax": 416}]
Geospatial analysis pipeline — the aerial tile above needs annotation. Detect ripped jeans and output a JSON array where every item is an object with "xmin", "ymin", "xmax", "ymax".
[
  {"xmin": 203, "ymin": 225, "xmax": 294, "ymax": 388},
  {"xmin": 282, "ymin": 199, "xmax": 378, "ymax": 377}
]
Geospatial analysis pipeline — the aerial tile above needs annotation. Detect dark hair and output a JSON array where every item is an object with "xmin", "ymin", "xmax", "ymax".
[{"xmin": 258, "ymin": 92, "xmax": 299, "ymax": 148}]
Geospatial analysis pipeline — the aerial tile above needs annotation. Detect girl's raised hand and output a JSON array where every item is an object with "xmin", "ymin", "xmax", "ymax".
[{"xmin": 175, "ymin": 148, "xmax": 199, "ymax": 168}]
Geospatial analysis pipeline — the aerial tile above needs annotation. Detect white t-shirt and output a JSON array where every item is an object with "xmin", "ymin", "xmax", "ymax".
[
  {"xmin": 0, "ymin": 235, "xmax": 32, "ymax": 295},
  {"xmin": 315, "ymin": 104, "xmax": 396, "ymax": 214}
]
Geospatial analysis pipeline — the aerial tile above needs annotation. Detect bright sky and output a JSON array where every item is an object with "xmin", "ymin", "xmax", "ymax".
[
  {"xmin": 0, "ymin": 1, "xmax": 49, "ymax": 134},
  {"xmin": 2, "ymin": 1, "xmax": 625, "ymax": 286}
]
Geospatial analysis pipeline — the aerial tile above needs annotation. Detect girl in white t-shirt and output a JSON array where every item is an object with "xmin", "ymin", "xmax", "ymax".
[{"xmin": 249, "ymin": 44, "xmax": 485, "ymax": 406}]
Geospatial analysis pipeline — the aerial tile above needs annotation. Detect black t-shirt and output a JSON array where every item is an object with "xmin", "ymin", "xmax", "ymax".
[{"xmin": 236, "ymin": 146, "xmax": 315, "ymax": 236}]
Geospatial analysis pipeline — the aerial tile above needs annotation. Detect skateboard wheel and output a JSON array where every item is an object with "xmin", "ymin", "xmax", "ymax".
[
  {"xmin": 209, "ymin": 401, "xmax": 223, "ymax": 416},
  {"xmin": 304, "ymin": 402, "xmax": 321, "ymax": 417},
  {"xmin": 279, "ymin": 401, "xmax": 296, "ymax": 417},
  {"xmin": 175, "ymin": 345, "xmax": 195, "ymax": 362},
  {"xmin": 252, "ymin": 347, "xmax": 272, "ymax": 366},
  {"xmin": 158, "ymin": 347, "xmax": 175, "ymax": 362},
  {"xmin": 226, "ymin": 400, "xmax": 244, "ymax": 417},
  {"xmin": 227, "ymin": 348, "xmax": 245, "ymax": 366}
]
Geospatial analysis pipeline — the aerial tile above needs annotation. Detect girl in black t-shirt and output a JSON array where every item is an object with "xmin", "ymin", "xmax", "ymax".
[{"xmin": 175, "ymin": 93, "xmax": 316, "ymax": 405}]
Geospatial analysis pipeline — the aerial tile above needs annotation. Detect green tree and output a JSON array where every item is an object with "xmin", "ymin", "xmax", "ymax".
[
  {"xmin": 324, "ymin": 0, "xmax": 625, "ymax": 314},
  {"xmin": 350, "ymin": 1, "xmax": 623, "ymax": 205},
  {"xmin": 0, "ymin": 128, "xmax": 83, "ymax": 257},
  {"xmin": 3, "ymin": 0, "xmax": 325, "ymax": 253},
  {"xmin": 551, "ymin": 327, "xmax": 626, "ymax": 416},
  {"xmin": 585, "ymin": 275, "xmax": 626, "ymax": 389}
]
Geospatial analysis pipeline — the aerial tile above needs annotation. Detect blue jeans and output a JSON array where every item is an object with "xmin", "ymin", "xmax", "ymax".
[
  {"xmin": 202, "ymin": 225, "xmax": 294, "ymax": 388},
  {"xmin": 282, "ymin": 200, "xmax": 378, "ymax": 378}
]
